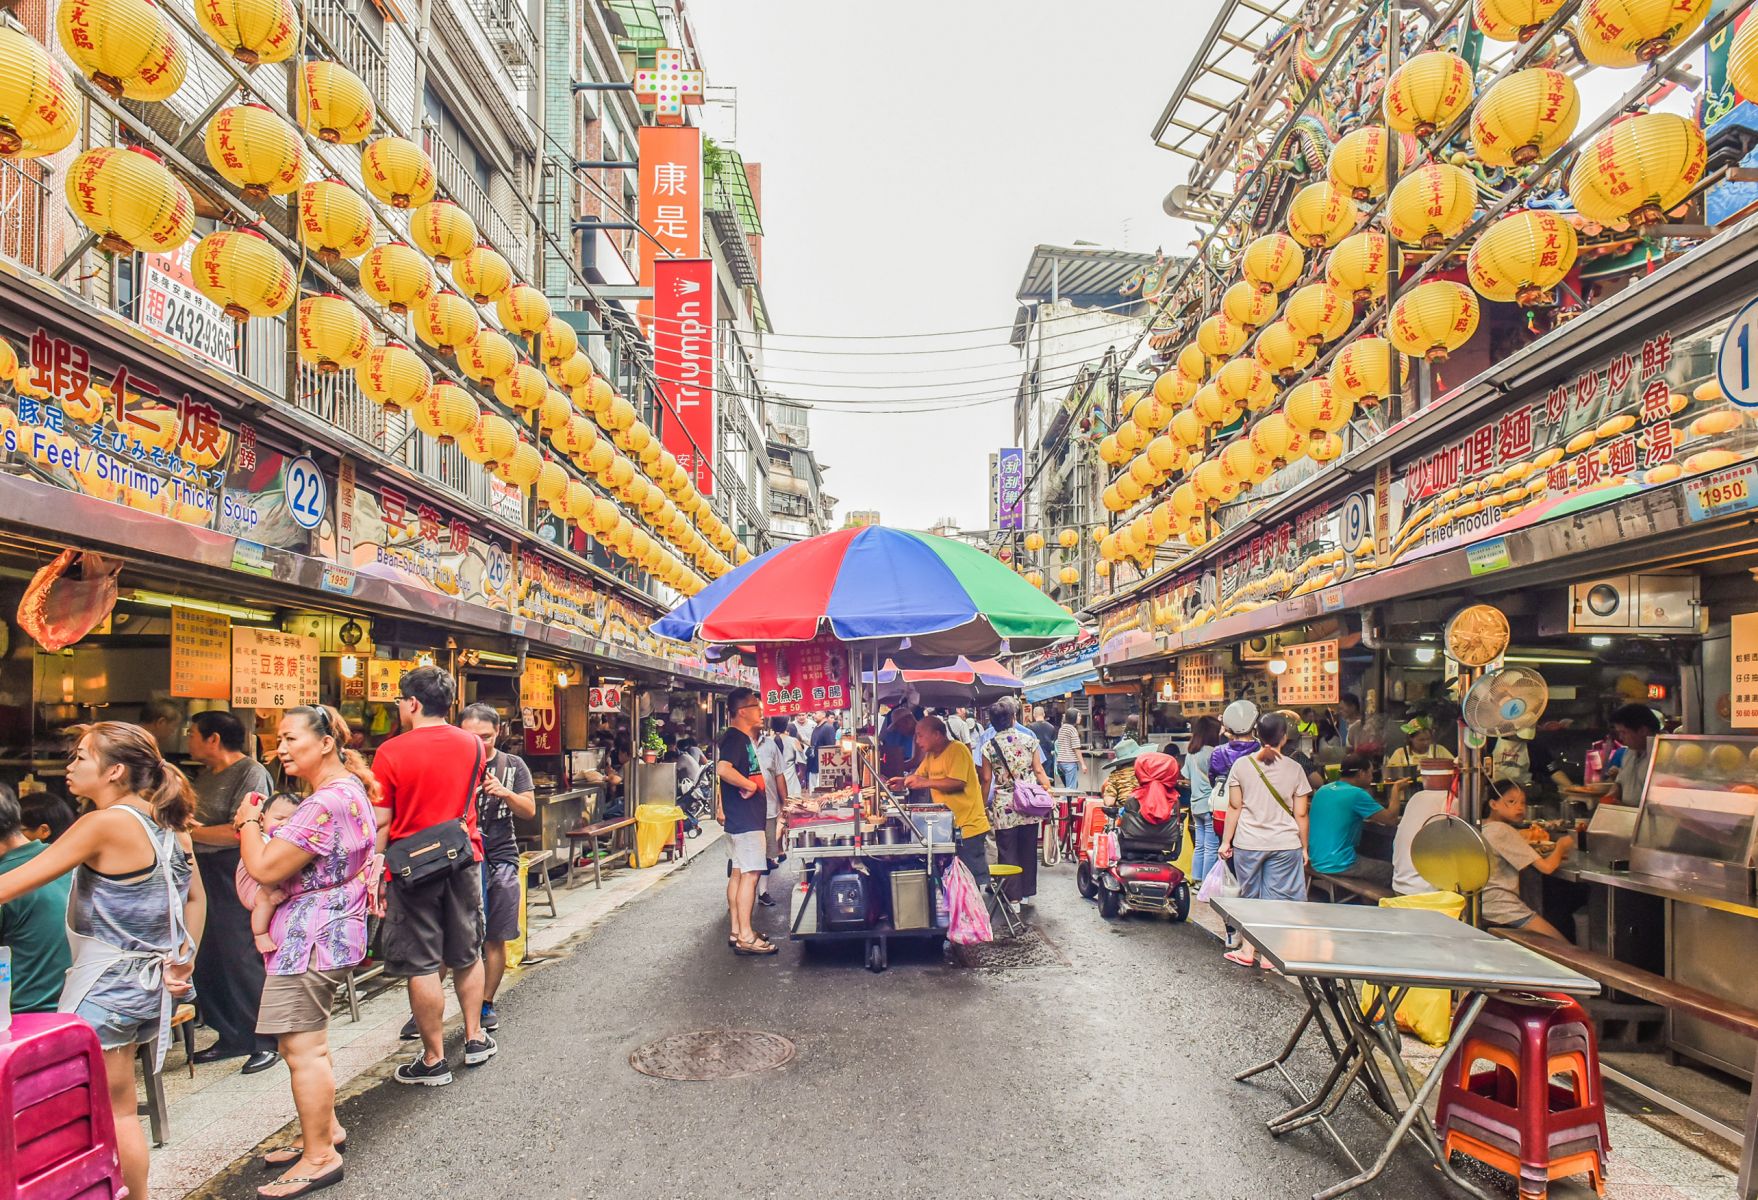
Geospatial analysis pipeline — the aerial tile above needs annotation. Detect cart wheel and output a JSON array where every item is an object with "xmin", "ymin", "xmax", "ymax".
[
  {"xmin": 1099, "ymin": 888, "xmax": 1121, "ymax": 919},
  {"xmin": 866, "ymin": 940, "xmax": 887, "ymax": 972},
  {"xmin": 1170, "ymin": 882, "xmax": 1191, "ymax": 923},
  {"xmin": 1076, "ymin": 862, "xmax": 1098, "ymax": 900},
  {"xmin": 1040, "ymin": 825, "xmax": 1060, "ymax": 868}
]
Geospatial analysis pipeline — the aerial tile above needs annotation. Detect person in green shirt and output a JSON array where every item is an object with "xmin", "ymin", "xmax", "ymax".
[{"xmin": 0, "ymin": 785, "xmax": 74, "ymax": 1012}]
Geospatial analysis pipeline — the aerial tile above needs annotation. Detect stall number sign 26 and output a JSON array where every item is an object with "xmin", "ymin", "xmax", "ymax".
[{"xmin": 284, "ymin": 456, "xmax": 326, "ymax": 530}]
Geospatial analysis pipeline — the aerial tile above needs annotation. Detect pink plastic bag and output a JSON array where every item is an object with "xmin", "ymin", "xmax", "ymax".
[{"xmin": 941, "ymin": 858, "xmax": 992, "ymax": 945}]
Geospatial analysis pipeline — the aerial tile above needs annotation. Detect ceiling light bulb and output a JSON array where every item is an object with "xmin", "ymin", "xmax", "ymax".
[
  {"xmin": 1267, "ymin": 656, "xmax": 1289, "ymax": 675},
  {"xmin": 339, "ymin": 654, "xmax": 360, "ymax": 679},
  {"xmin": 1414, "ymin": 647, "xmax": 1437, "ymax": 665}
]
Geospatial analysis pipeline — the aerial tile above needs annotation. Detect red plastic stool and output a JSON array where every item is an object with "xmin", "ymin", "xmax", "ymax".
[
  {"xmin": 1436, "ymin": 993, "xmax": 1609, "ymax": 1199},
  {"xmin": 0, "ymin": 1013, "xmax": 125, "ymax": 1200}
]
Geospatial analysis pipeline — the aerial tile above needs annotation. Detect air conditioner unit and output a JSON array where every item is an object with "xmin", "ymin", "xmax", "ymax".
[{"xmin": 1563, "ymin": 573, "xmax": 1702, "ymax": 633}]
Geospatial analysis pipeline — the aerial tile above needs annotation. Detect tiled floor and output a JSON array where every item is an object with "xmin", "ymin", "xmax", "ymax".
[{"xmin": 148, "ymin": 831, "xmax": 723, "ymax": 1199}]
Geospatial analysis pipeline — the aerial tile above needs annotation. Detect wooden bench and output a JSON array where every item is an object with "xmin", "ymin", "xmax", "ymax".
[
  {"xmin": 1493, "ymin": 926, "xmax": 1758, "ymax": 1199},
  {"xmin": 522, "ymin": 848, "xmax": 558, "ymax": 919},
  {"xmin": 1306, "ymin": 867, "xmax": 1393, "ymax": 905},
  {"xmin": 564, "ymin": 818, "xmax": 636, "ymax": 889}
]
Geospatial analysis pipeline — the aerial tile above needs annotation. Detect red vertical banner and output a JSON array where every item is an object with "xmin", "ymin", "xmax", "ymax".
[
  {"xmin": 655, "ymin": 258, "xmax": 716, "ymax": 495},
  {"xmin": 637, "ymin": 125, "xmax": 702, "ymax": 331}
]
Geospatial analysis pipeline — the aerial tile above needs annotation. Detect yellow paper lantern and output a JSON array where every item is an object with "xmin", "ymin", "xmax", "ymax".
[
  {"xmin": 0, "ymin": 335, "xmax": 16, "ymax": 382},
  {"xmin": 295, "ymin": 177, "xmax": 373, "ymax": 264},
  {"xmin": 1128, "ymin": 454, "xmax": 1161, "ymax": 489},
  {"xmin": 413, "ymin": 290, "xmax": 480, "ymax": 355},
  {"xmin": 1024, "ymin": 531, "xmax": 1045, "ymax": 553},
  {"xmin": 536, "ymin": 388, "xmax": 573, "ymax": 435},
  {"xmin": 1098, "ymin": 433, "xmax": 1125, "ymax": 466},
  {"xmin": 1286, "ymin": 181, "xmax": 1357, "ymax": 249},
  {"xmin": 495, "ymin": 439, "xmax": 543, "ymax": 488},
  {"xmin": 1099, "ymin": 533, "xmax": 1122, "ymax": 561},
  {"xmin": 1250, "ymin": 412, "xmax": 1303, "ymax": 468},
  {"xmin": 454, "ymin": 243, "xmax": 512, "ymax": 305},
  {"xmin": 1146, "ymin": 434, "xmax": 1184, "ymax": 475},
  {"xmin": 1152, "ymin": 369, "xmax": 1197, "ymax": 410},
  {"xmin": 1308, "ymin": 431, "xmax": 1345, "ymax": 463},
  {"xmin": 194, "ymin": 0, "xmax": 298, "ymax": 64},
  {"xmin": 1467, "ymin": 209, "xmax": 1579, "ymax": 305},
  {"xmin": 360, "ymin": 135, "xmax": 436, "ymax": 208},
  {"xmin": 1023, "ymin": 570, "xmax": 1044, "ymax": 588},
  {"xmin": 1221, "ymin": 437, "xmax": 1268, "ymax": 491},
  {"xmin": 1094, "ymin": 559, "xmax": 1112, "ymax": 578},
  {"xmin": 409, "ymin": 199, "xmax": 476, "ymax": 266},
  {"xmin": 458, "ymin": 330, "xmax": 516, "ymax": 385},
  {"xmin": 58, "ymin": 0, "xmax": 185, "ymax": 100},
  {"xmin": 1132, "ymin": 394, "xmax": 1175, "ymax": 433},
  {"xmin": 1197, "ymin": 314, "xmax": 1248, "ymax": 360},
  {"xmin": 1472, "ymin": 69, "xmax": 1579, "ymax": 169},
  {"xmin": 1192, "ymin": 458, "xmax": 1238, "ymax": 504},
  {"xmin": 1387, "ymin": 162, "xmax": 1478, "ymax": 248},
  {"xmin": 602, "ymin": 393, "xmax": 637, "ymax": 434},
  {"xmin": 64, "ymin": 146, "xmax": 193, "ymax": 254},
  {"xmin": 1285, "ymin": 283, "xmax": 1354, "ymax": 346},
  {"xmin": 1116, "ymin": 473, "xmax": 1145, "ymax": 506},
  {"xmin": 550, "ymin": 350, "xmax": 595, "ymax": 391},
  {"xmin": 1474, "ymin": 0, "xmax": 1566, "ymax": 42},
  {"xmin": 1325, "ymin": 230, "xmax": 1389, "ymax": 303},
  {"xmin": 0, "ymin": 28, "xmax": 80, "ymax": 159},
  {"xmin": 190, "ymin": 228, "xmax": 294, "ymax": 321},
  {"xmin": 1286, "ymin": 377, "xmax": 1355, "ymax": 433},
  {"xmin": 1328, "ymin": 125, "xmax": 1389, "ymax": 200},
  {"xmin": 584, "ymin": 439, "xmax": 615, "ymax": 477},
  {"xmin": 294, "ymin": 294, "xmax": 370, "ymax": 373},
  {"xmin": 355, "ymin": 341, "xmax": 432, "ymax": 413},
  {"xmin": 1388, "ymin": 281, "xmax": 1480, "ymax": 362},
  {"xmin": 297, "ymin": 59, "xmax": 373, "ymax": 143},
  {"xmin": 1120, "ymin": 390, "xmax": 1145, "ymax": 418},
  {"xmin": 1090, "ymin": 525, "xmax": 1107, "ymax": 544},
  {"xmin": 1171, "ymin": 481, "xmax": 1201, "ymax": 521},
  {"xmin": 586, "ymin": 496, "xmax": 620, "ymax": 537},
  {"xmin": 205, "ymin": 103, "xmax": 304, "ymax": 202},
  {"xmin": 1170, "ymin": 406, "xmax": 1205, "ymax": 450},
  {"xmin": 1254, "ymin": 320, "xmax": 1317, "ymax": 381},
  {"xmin": 1383, "ymin": 50, "xmax": 1474, "ymax": 139},
  {"xmin": 557, "ymin": 412, "xmax": 598, "ymax": 461},
  {"xmin": 1193, "ymin": 382, "xmax": 1241, "ymax": 430},
  {"xmin": 1732, "ymin": 14, "xmax": 1758, "ymax": 105},
  {"xmin": 1575, "ymin": 0, "xmax": 1708, "ymax": 66},
  {"xmin": 1058, "ymin": 528, "xmax": 1079, "ymax": 549},
  {"xmin": 537, "ymin": 316, "xmax": 578, "ymax": 367},
  {"xmin": 616, "ymin": 420, "xmax": 652, "ymax": 457},
  {"xmin": 1241, "ymin": 233, "xmax": 1304, "ymax": 294},
  {"xmin": 1222, "ymin": 281, "xmax": 1277, "ymax": 329},
  {"xmin": 494, "ymin": 361, "xmax": 548, "ymax": 413},
  {"xmin": 359, "ymin": 241, "xmax": 436, "ymax": 315},
  {"xmin": 498, "ymin": 284, "xmax": 552, "ymax": 338},
  {"xmin": 1567, "ymin": 112, "xmax": 1706, "ymax": 229},
  {"xmin": 460, "ymin": 411, "xmax": 518, "ymax": 469},
  {"xmin": 534, "ymin": 459, "xmax": 569, "ymax": 511},
  {"xmin": 1328, "ymin": 337, "xmax": 1402, "ymax": 409},
  {"xmin": 1115, "ymin": 418, "xmax": 1149, "ymax": 454},
  {"xmin": 604, "ymin": 454, "xmax": 635, "ymax": 492},
  {"xmin": 409, "ymin": 382, "xmax": 478, "ymax": 445},
  {"xmin": 557, "ymin": 479, "xmax": 592, "ymax": 524},
  {"xmin": 1058, "ymin": 565, "xmax": 1080, "ymax": 587},
  {"xmin": 1177, "ymin": 343, "xmax": 1209, "ymax": 383},
  {"xmin": 1214, "ymin": 357, "xmax": 1277, "ymax": 415}
]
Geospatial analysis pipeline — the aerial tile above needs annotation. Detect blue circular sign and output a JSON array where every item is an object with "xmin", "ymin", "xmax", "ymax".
[
  {"xmin": 1717, "ymin": 297, "xmax": 1758, "ymax": 410},
  {"xmin": 284, "ymin": 456, "xmax": 326, "ymax": 530}
]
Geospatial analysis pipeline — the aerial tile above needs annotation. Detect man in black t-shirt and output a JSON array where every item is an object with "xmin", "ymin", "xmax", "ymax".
[
  {"xmin": 716, "ymin": 687, "xmax": 773, "ymax": 955},
  {"xmin": 1028, "ymin": 704, "xmax": 1058, "ymax": 766},
  {"xmin": 460, "ymin": 705, "xmax": 535, "ymax": 1032}
]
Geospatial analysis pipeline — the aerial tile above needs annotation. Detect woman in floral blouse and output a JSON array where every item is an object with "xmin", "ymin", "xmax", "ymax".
[
  {"xmin": 977, "ymin": 699, "xmax": 1054, "ymax": 907},
  {"xmin": 234, "ymin": 705, "xmax": 379, "ymax": 1199}
]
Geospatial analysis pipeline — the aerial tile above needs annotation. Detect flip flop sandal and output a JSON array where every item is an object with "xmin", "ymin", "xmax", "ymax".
[
  {"xmin": 733, "ymin": 938, "xmax": 778, "ymax": 956},
  {"xmin": 256, "ymin": 1161, "xmax": 344, "ymax": 1199},
  {"xmin": 1223, "ymin": 950, "xmax": 1259, "ymax": 968},
  {"xmin": 261, "ymin": 1140, "xmax": 346, "ymax": 1169}
]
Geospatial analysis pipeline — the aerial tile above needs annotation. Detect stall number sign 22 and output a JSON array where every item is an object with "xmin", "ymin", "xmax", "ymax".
[{"xmin": 284, "ymin": 456, "xmax": 326, "ymax": 530}]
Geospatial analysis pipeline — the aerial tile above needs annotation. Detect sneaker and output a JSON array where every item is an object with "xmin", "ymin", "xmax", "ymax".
[
  {"xmin": 480, "ymin": 1002, "xmax": 500, "ymax": 1032},
  {"xmin": 398, "ymin": 1015, "xmax": 420, "ymax": 1042},
  {"xmin": 756, "ymin": 893, "xmax": 776, "ymax": 907},
  {"xmin": 463, "ymin": 1034, "xmax": 497, "ymax": 1066},
  {"xmin": 393, "ymin": 1054, "xmax": 451, "ymax": 1087}
]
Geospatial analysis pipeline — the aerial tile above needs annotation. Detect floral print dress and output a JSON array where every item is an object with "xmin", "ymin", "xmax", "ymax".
[
  {"xmin": 263, "ymin": 777, "xmax": 378, "ymax": 976},
  {"xmin": 983, "ymin": 727, "xmax": 1044, "ymax": 831}
]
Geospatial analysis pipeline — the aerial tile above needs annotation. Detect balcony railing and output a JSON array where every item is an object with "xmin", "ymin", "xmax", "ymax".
[
  {"xmin": 423, "ymin": 127, "xmax": 527, "ymax": 273},
  {"xmin": 462, "ymin": 0, "xmax": 537, "ymax": 87},
  {"xmin": 0, "ymin": 158, "xmax": 50, "ymax": 274},
  {"xmin": 307, "ymin": 0, "xmax": 389, "ymax": 112}
]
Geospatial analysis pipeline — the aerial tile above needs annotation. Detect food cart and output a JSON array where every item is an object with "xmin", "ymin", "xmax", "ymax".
[{"xmin": 652, "ymin": 526, "xmax": 1079, "ymax": 971}]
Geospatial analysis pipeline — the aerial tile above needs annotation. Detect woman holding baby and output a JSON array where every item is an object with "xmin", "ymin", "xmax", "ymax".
[{"xmin": 234, "ymin": 704, "xmax": 379, "ymax": 1199}]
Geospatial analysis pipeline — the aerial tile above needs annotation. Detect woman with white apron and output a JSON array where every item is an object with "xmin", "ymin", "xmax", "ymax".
[{"xmin": 0, "ymin": 721, "xmax": 206, "ymax": 1200}]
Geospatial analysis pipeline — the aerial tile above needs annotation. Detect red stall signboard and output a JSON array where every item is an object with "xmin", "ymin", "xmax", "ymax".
[{"xmin": 756, "ymin": 637, "xmax": 851, "ymax": 716}]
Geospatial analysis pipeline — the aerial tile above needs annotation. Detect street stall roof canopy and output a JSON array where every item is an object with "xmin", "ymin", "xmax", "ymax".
[
  {"xmin": 1023, "ymin": 659, "xmax": 1101, "ymax": 703},
  {"xmin": 653, "ymin": 526, "xmax": 1079, "ymax": 659},
  {"xmin": 867, "ymin": 656, "xmax": 1023, "ymax": 706}
]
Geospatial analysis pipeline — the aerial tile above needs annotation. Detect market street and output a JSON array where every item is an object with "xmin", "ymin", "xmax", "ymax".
[{"xmin": 196, "ymin": 853, "xmax": 1512, "ymax": 1200}]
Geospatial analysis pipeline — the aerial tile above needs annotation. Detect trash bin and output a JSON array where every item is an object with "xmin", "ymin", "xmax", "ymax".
[
  {"xmin": 633, "ymin": 803, "xmax": 686, "ymax": 868},
  {"xmin": 1362, "ymin": 891, "xmax": 1467, "ymax": 1045}
]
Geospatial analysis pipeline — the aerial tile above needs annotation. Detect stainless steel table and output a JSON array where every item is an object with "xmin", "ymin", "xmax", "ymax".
[{"xmin": 1213, "ymin": 897, "xmax": 1599, "ymax": 1200}]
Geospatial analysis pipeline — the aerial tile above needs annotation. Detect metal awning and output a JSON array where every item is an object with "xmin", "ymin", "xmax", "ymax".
[
  {"xmin": 1023, "ymin": 660, "xmax": 1101, "ymax": 703},
  {"xmin": 605, "ymin": 0, "xmax": 665, "ymax": 53},
  {"xmin": 1016, "ymin": 244, "xmax": 1162, "ymax": 306}
]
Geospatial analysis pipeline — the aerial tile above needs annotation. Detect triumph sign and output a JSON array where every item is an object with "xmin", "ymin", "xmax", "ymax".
[{"xmin": 655, "ymin": 257, "xmax": 716, "ymax": 494}]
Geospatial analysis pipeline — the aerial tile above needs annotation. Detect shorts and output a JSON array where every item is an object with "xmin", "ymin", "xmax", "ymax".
[
  {"xmin": 1481, "ymin": 887, "xmax": 1537, "ymax": 929},
  {"xmin": 726, "ymin": 830, "xmax": 767, "ymax": 874},
  {"xmin": 382, "ymin": 858, "xmax": 486, "ymax": 977},
  {"xmin": 1232, "ymin": 847, "xmax": 1308, "ymax": 902},
  {"xmin": 73, "ymin": 999, "xmax": 158, "ymax": 1051},
  {"xmin": 482, "ymin": 859, "xmax": 523, "ymax": 943},
  {"xmin": 256, "ymin": 968, "xmax": 349, "ymax": 1036}
]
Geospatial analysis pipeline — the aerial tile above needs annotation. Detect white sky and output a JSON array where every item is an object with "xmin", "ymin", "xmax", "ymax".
[{"xmin": 686, "ymin": 0, "xmax": 1212, "ymax": 532}]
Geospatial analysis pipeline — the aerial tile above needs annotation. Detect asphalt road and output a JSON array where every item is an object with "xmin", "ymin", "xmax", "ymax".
[{"xmin": 205, "ymin": 850, "xmax": 1481, "ymax": 1200}]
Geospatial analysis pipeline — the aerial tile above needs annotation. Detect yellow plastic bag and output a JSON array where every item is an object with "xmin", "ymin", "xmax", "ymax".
[
  {"xmin": 1359, "ymin": 890, "xmax": 1466, "ymax": 1047},
  {"xmin": 633, "ymin": 803, "xmax": 685, "ymax": 869}
]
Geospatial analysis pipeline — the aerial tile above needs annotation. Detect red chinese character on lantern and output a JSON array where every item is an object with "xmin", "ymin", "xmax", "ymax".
[
  {"xmin": 1547, "ymin": 464, "xmax": 1570, "ymax": 493},
  {"xmin": 417, "ymin": 504, "xmax": 442, "ymax": 547},
  {"xmin": 1544, "ymin": 384, "xmax": 1569, "ymax": 427},
  {"xmin": 235, "ymin": 422, "xmax": 258, "ymax": 472},
  {"xmin": 175, "ymin": 396, "xmax": 223, "ymax": 457},
  {"xmin": 1640, "ymin": 333, "xmax": 1673, "ymax": 381},
  {"xmin": 1640, "ymin": 380, "xmax": 1673, "ymax": 425},
  {"xmin": 1606, "ymin": 351, "xmax": 1634, "ymax": 395},
  {"xmin": 1644, "ymin": 420, "xmax": 1676, "ymax": 466},
  {"xmin": 380, "ymin": 486, "xmax": 407, "ymax": 529},
  {"xmin": 1606, "ymin": 433, "xmax": 1638, "ymax": 476},
  {"xmin": 1497, "ymin": 407, "xmax": 1534, "ymax": 463},
  {"xmin": 449, "ymin": 518, "xmax": 470, "ymax": 554}
]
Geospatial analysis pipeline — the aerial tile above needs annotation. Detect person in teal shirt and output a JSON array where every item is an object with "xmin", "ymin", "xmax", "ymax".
[
  {"xmin": 0, "ymin": 786, "xmax": 74, "ymax": 1012},
  {"xmin": 1308, "ymin": 754, "xmax": 1401, "ymax": 886}
]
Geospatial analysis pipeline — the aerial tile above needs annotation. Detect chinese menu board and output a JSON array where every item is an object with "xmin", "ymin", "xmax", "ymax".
[
  {"xmin": 1731, "ymin": 612, "xmax": 1758, "ymax": 729},
  {"xmin": 521, "ymin": 659, "xmax": 557, "ymax": 713},
  {"xmin": 756, "ymin": 637, "xmax": 852, "ymax": 716},
  {"xmin": 367, "ymin": 659, "xmax": 416, "ymax": 704},
  {"xmin": 1278, "ymin": 639, "xmax": 1339, "ymax": 706},
  {"xmin": 231, "ymin": 628, "xmax": 318, "ymax": 709},
  {"xmin": 1178, "ymin": 651, "xmax": 1227, "ymax": 709},
  {"xmin": 170, "ymin": 607, "xmax": 231, "ymax": 699},
  {"xmin": 816, "ymin": 746, "xmax": 852, "ymax": 790}
]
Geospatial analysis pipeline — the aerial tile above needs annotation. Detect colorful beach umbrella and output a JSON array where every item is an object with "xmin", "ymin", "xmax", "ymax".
[
  {"xmin": 652, "ymin": 526, "xmax": 1078, "ymax": 658},
  {"xmin": 869, "ymin": 656, "xmax": 1022, "ymax": 706}
]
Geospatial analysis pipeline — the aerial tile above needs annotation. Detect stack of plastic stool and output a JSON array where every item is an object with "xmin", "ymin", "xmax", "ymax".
[
  {"xmin": 1436, "ymin": 992, "xmax": 1609, "ymax": 1199},
  {"xmin": 0, "ymin": 1012, "xmax": 125, "ymax": 1200}
]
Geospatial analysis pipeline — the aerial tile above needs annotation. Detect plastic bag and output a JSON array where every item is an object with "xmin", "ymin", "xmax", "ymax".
[
  {"xmin": 1360, "ymin": 891, "xmax": 1466, "ymax": 1046},
  {"xmin": 1195, "ymin": 859, "xmax": 1237, "ymax": 904},
  {"xmin": 941, "ymin": 858, "xmax": 992, "ymax": 945}
]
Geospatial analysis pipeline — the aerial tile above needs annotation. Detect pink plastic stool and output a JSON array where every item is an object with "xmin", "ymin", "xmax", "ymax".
[{"xmin": 0, "ymin": 1013, "xmax": 125, "ymax": 1200}]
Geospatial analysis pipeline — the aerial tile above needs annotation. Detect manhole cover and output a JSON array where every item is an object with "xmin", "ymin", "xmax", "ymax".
[
  {"xmin": 629, "ymin": 1030, "xmax": 796, "ymax": 1081},
  {"xmin": 951, "ymin": 926, "xmax": 1069, "ymax": 970}
]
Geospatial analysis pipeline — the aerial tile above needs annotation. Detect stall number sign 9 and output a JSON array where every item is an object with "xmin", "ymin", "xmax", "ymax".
[
  {"xmin": 284, "ymin": 456, "xmax": 326, "ymax": 530},
  {"xmin": 1718, "ymin": 298, "xmax": 1758, "ymax": 410},
  {"xmin": 589, "ymin": 685, "xmax": 623, "ymax": 713}
]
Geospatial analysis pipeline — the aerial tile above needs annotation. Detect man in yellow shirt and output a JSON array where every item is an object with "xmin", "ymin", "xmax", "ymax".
[{"xmin": 902, "ymin": 715, "xmax": 992, "ymax": 889}]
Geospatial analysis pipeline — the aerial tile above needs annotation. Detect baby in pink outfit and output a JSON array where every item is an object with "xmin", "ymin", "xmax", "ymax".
[{"xmin": 234, "ymin": 794, "xmax": 302, "ymax": 953}]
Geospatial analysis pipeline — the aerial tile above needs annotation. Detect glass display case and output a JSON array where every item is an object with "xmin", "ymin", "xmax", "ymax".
[{"xmin": 1630, "ymin": 734, "xmax": 1758, "ymax": 894}]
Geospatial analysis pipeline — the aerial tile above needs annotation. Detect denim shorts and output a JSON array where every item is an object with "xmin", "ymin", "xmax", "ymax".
[{"xmin": 74, "ymin": 998, "xmax": 159, "ymax": 1051}]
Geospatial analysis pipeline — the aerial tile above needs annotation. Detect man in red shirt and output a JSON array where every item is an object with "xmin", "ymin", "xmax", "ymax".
[{"xmin": 372, "ymin": 665, "xmax": 492, "ymax": 1086}]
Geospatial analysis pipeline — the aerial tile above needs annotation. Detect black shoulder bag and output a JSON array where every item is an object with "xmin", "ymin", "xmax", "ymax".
[{"xmin": 385, "ymin": 741, "xmax": 483, "ymax": 887}]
